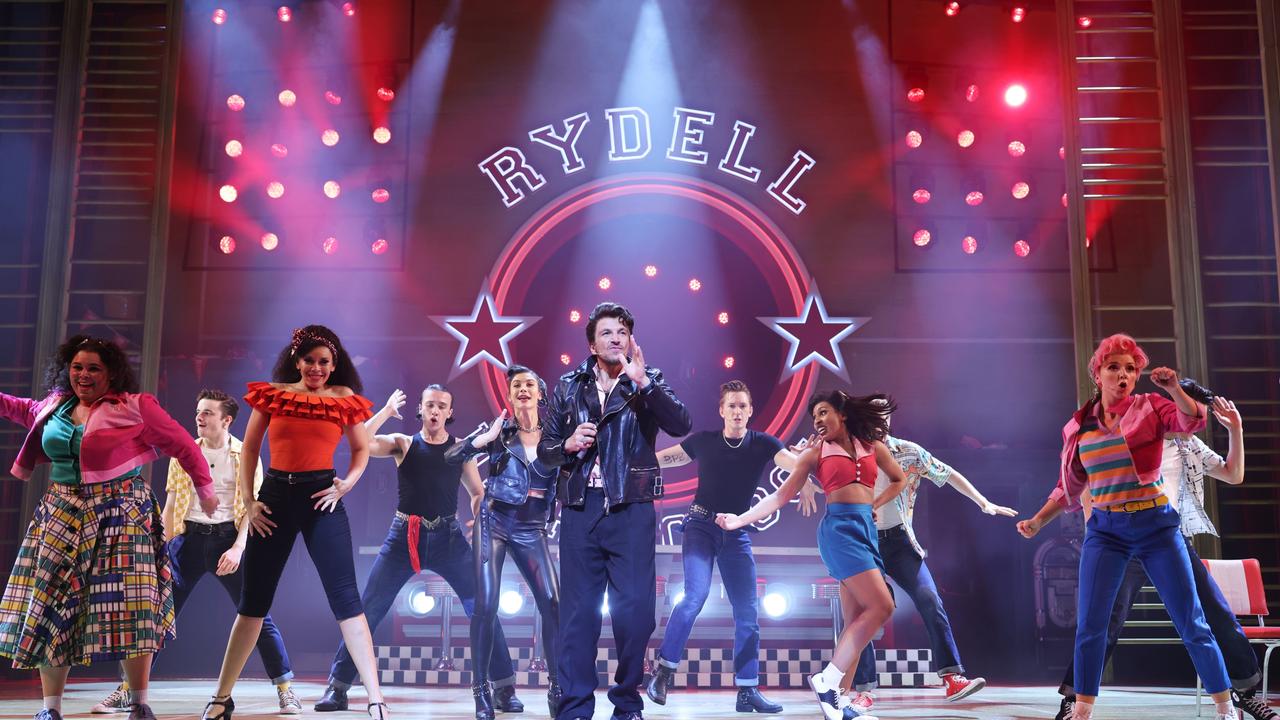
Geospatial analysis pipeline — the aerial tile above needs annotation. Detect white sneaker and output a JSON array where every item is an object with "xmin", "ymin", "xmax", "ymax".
[
  {"xmin": 91, "ymin": 685, "xmax": 132, "ymax": 714},
  {"xmin": 277, "ymin": 686, "xmax": 303, "ymax": 715},
  {"xmin": 809, "ymin": 674, "xmax": 845, "ymax": 720}
]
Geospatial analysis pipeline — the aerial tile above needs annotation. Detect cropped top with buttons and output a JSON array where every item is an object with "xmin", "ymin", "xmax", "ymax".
[{"xmin": 815, "ymin": 438, "xmax": 878, "ymax": 494}]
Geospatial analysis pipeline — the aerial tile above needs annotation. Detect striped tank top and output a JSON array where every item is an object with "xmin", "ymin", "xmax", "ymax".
[{"xmin": 1077, "ymin": 415, "xmax": 1163, "ymax": 509}]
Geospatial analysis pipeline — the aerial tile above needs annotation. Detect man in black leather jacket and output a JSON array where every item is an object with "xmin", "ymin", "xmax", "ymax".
[{"xmin": 539, "ymin": 302, "xmax": 691, "ymax": 720}]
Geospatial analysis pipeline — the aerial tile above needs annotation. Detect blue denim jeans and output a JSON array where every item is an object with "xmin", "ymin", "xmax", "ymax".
[
  {"xmin": 853, "ymin": 525, "xmax": 963, "ymax": 690},
  {"xmin": 327, "ymin": 515, "xmax": 516, "ymax": 689},
  {"xmin": 1073, "ymin": 503, "xmax": 1229, "ymax": 696},
  {"xmin": 657, "ymin": 515, "xmax": 761, "ymax": 686}
]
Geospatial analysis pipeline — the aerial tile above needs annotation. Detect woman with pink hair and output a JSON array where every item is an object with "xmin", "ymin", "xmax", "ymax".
[{"xmin": 1016, "ymin": 334, "xmax": 1238, "ymax": 720}]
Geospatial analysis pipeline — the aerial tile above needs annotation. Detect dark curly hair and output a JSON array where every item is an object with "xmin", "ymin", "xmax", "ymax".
[
  {"xmin": 807, "ymin": 390, "xmax": 896, "ymax": 444},
  {"xmin": 585, "ymin": 302, "xmax": 635, "ymax": 344},
  {"xmin": 270, "ymin": 324, "xmax": 363, "ymax": 393},
  {"xmin": 43, "ymin": 335, "xmax": 139, "ymax": 396}
]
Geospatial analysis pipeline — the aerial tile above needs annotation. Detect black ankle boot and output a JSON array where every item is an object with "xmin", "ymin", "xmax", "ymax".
[
  {"xmin": 201, "ymin": 696, "xmax": 235, "ymax": 720},
  {"xmin": 315, "ymin": 685, "xmax": 348, "ymax": 712},
  {"xmin": 547, "ymin": 676, "xmax": 563, "ymax": 718},
  {"xmin": 473, "ymin": 683, "xmax": 496, "ymax": 720},
  {"xmin": 645, "ymin": 665, "xmax": 674, "ymax": 705},
  {"xmin": 493, "ymin": 684, "xmax": 524, "ymax": 713},
  {"xmin": 735, "ymin": 687, "xmax": 782, "ymax": 714}
]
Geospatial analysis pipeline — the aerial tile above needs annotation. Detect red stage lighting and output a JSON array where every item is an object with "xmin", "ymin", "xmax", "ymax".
[
  {"xmin": 218, "ymin": 184, "xmax": 237, "ymax": 203},
  {"xmin": 907, "ymin": 87, "xmax": 925, "ymax": 103},
  {"xmin": 376, "ymin": 87, "xmax": 395, "ymax": 102},
  {"xmin": 224, "ymin": 140, "xmax": 243, "ymax": 158},
  {"xmin": 965, "ymin": 84, "xmax": 980, "ymax": 103},
  {"xmin": 965, "ymin": 191, "xmax": 984, "ymax": 206},
  {"xmin": 718, "ymin": 312, "xmax": 729, "ymax": 325},
  {"xmin": 913, "ymin": 229, "xmax": 932, "ymax": 247},
  {"xmin": 1059, "ymin": 146, "xmax": 1066, "ymax": 159},
  {"xmin": 962, "ymin": 236, "xmax": 979, "ymax": 254},
  {"xmin": 323, "ymin": 237, "xmax": 339, "ymax": 255},
  {"xmin": 266, "ymin": 181, "xmax": 285, "ymax": 199},
  {"xmin": 1014, "ymin": 240, "xmax": 1031, "ymax": 257},
  {"xmin": 218, "ymin": 236, "xmax": 235, "ymax": 254},
  {"xmin": 1061, "ymin": 193, "xmax": 1068, "ymax": 207},
  {"xmin": 912, "ymin": 189, "xmax": 932, "ymax": 204},
  {"xmin": 905, "ymin": 130, "xmax": 923, "ymax": 148},
  {"xmin": 1078, "ymin": 16, "xmax": 1092, "ymax": 28},
  {"xmin": 944, "ymin": 2, "xmax": 960, "ymax": 16},
  {"xmin": 373, "ymin": 126, "xmax": 391, "ymax": 144},
  {"xmin": 644, "ymin": 264, "xmax": 658, "ymax": 278},
  {"xmin": 723, "ymin": 356, "xmax": 735, "ymax": 369},
  {"xmin": 598, "ymin": 277, "xmax": 612, "ymax": 290},
  {"xmin": 1008, "ymin": 140, "xmax": 1026, "ymax": 157},
  {"xmin": 1004, "ymin": 84, "xmax": 1028, "ymax": 107},
  {"xmin": 261, "ymin": 232, "xmax": 279, "ymax": 251},
  {"xmin": 560, "ymin": 354, "xmax": 572, "ymax": 366},
  {"xmin": 371, "ymin": 238, "xmax": 389, "ymax": 255},
  {"xmin": 372, "ymin": 188, "xmax": 390, "ymax": 203},
  {"xmin": 569, "ymin": 310, "xmax": 581, "ymax": 323},
  {"xmin": 226, "ymin": 94, "xmax": 245, "ymax": 112},
  {"xmin": 324, "ymin": 91, "xmax": 342, "ymax": 105},
  {"xmin": 270, "ymin": 143, "xmax": 288, "ymax": 158},
  {"xmin": 1011, "ymin": 7, "xmax": 1026, "ymax": 22},
  {"xmin": 278, "ymin": 89, "xmax": 296, "ymax": 107},
  {"xmin": 1012, "ymin": 181, "xmax": 1030, "ymax": 199},
  {"xmin": 342, "ymin": 2, "xmax": 356, "ymax": 17},
  {"xmin": 323, "ymin": 181, "xmax": 341, "ymax": 198},
  {"xmin": 212, "ymin": 8, "xmax": 227, "ymax": 24},
  {"xmin": 321, "ymin": 129, "xmax": 340, "ymax": 146},
  {"xmin": 957, "ymin": 130, "xmax": 975, "ymax": 148},
  {"xmin": 277, "ymin": 6, "xmax": 292, "ymax": 22}
]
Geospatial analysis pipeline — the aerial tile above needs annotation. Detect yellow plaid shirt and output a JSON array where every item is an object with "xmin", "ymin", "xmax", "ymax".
[{"xmin": 166, "ymin": 435, "xmax": 262, "ymax": 537}]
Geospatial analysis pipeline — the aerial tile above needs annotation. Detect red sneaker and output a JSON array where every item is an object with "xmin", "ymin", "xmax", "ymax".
[
  {"xmin": 942, "ymin": 674, "xmax": 986, "ymax": 701},
  {"xmin": 850, "ymin": 692, "xmax": 875, "ymax": 711}
]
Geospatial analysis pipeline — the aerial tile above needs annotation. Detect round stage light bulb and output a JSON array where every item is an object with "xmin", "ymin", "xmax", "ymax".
[
  {"xmin": 560, "ymin": 354, "xmax": 572, "ymax": 366},
  {"xmin": 408, "ymin": 589, "xmax": 433, "ymax": 615},
  {"xmin": 1008, "ymin": 140, "xmax": 1026, "ymax": 157},
  {"xmin": 372, "ymin": 126, "xmax": 391, "ymax": 144},
  {"xmin": 965, "ymin": 191, "xmax": 984, "ymax": 206},
  {"xmin": 371, "ymin": 238, "xmax": 389, "ymax": 255},
  {"xmin": 372, "ymin": 188, "xmax": 390, "ymax": 203},
  {"xmin": 212, "ymin": 8, "xmax": 227, "ymax": 25},
  {"xmin": 723, "ymin": 356, "xmax": 735, "ymax": 369},
  {"xmin": 498, "ymin": 590, "xmax": 524, "ymax": 616},
  {"xmin": 270, "ymin": 143, "xmax": 288, "ymax": 158},
  {"xmin": 689, "ymin": 278, "xmax": 702, "ymax": 292},
  {"xmin": 342, "ymin": 2, "xmax": 356, "ymax": 17},
  {"xmin": 323, "ymin": 237, "xmax": 339, "ymax": 255},
  {"xmin": 324, "ymin": 90, "xmax": 342, "ymax": 106},
  {"xmin": 224, "ymin": 140, "xmax": 242, "ymax": 157},
  {"xmin": 218, "ymin": 236, "xmax": 235, "ymax": 254},
  {"xmin": 1078, "ymin": 15, "xmax": 1092, "ymax": 28},
  {"xmin": 962, "ymin": 236, "xmax": 979, "ymax": 254},
  {"xmin": 957, "ymin": 130, "xmax": 975, "ymax": 148},
  {"xmin": 277, "ymin": 89, "xmax": 296, "ymax": 107},
  {"xmin": 907, "ymin": 87, "xmax": 925, "ymax": 103},
  {"xmin": 321, "ymin": 129, "xmax": 340, "ymax": 146},
  {"xmin": 569, "ymin": 310, "xmax": 581, "ymax": 323},
  {"xmin": 945, "ymin": 2, "xmax": 960, "ymax": 16},
  {"xmin": 260, "ymin": 232, "xmax": 279, "ymax": 251},
  {"xmin": 1014, "ymin": 240, "xmax": 1032, "ymax": 257},
  {"xmin": 1060, "ymin": 146, "xmax": 1066, "ymax": 160},
  {"xmin": 323, "ymin": 181, "xmax": 341, "ymax": 198},
  {"xmin": 1012, "ymin": 181, "xmax": 1031, "ymax": 199},
  {"xmin": 905, "ymin": 130, "xmax": 923, "ymax": 149},
  {"xmin": 266, "ymin": 181, "xmax": 284, "ymax": 199},
  {"xmin": 965, "ymin": 84, "xmax": 980, "ymax": 103},
  {"xmin": 718, "ymin": 312, "xmax": 729, "ymax": 325},
  {"xmin": 644, "ymin": 264, "xmax": 657, "ymax": 278},
  {"xmin": 376, "ymin": 87, "xmax": 395, "ymax": 102},
  {"xmin": 1011, "ymin": 7, "xmax": 1026, "ymax": 22},
  {"xmin": 226, "ymin": 94, "xmax": 245, "ymax": 112},
  {"xmin": 1062, "ymin": 193, "xmax": 1069, "ymax": 208},
  {"xmin": 1004, "ymin": 84, "xmax": 1028, "ymax": 107},
  {"xmin": 761, "ymin": 592, "xmax": 790, "ymax": 619},
  {"xmin": 597, "ymin": 277, "xmax": 611, "ymax": 291},
  {"xmin": 218, "ymin": 184, "xmax": 237, "ymax": 203},
  {"xmin": 277, "ymin": 6, "xmax": 292, "ymax": 23},
  {"xmin": 913, "ymin": 229, "xmax": 932, "ymax": 247},
  {"xmin": 913, "ymin": 188, "xmax": 931, "ymax": 204}
]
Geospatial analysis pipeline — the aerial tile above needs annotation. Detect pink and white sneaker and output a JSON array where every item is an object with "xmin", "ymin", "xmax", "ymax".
[{"xmin": 942, "ymin": 674, "xmax": 986, "ymax": 702}]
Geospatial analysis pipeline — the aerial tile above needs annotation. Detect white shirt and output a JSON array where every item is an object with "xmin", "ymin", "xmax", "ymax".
[
  {"xmin": 188, "ymin": 442, "xmax": 236, "ymax": 525},
  {"xmin": 872, "ymin": 467, "xmax": 906, "ymax": 530},
  {"xmin": 587, "ymin": 369, "xmax": 616, "ymax": 488}
]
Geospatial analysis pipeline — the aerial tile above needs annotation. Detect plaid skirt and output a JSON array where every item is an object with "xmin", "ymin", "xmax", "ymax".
[{"xmin": 0, "ymin": 476, "xmax": 175, "ymax": 668}]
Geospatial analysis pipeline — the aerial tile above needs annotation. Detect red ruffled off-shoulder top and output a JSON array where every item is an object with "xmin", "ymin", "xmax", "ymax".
[{"xmin": 244, "ymin": 382, "xmax": 374, "ymax": 472}]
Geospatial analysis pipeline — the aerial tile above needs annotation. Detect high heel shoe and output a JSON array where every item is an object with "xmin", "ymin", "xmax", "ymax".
[
  {"xmin": 201, "ymin": 696, "xmax": 234, "ymax": 720},
  {"xmin": 367, "ymin": 702, "xmax": 390, "ymax": 720},
  {"xmin": 473, "ymin": 683, "xmax": 496, "ymax": 720}
]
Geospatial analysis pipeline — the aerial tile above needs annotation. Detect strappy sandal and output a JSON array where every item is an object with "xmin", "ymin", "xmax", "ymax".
[
  {"xmin": 201, "ymin": 695, "xmax": 235, "ymax": 720},
  {"xmin": 368, "ymin": 701, "xmax": 390, "ymax": 720}
]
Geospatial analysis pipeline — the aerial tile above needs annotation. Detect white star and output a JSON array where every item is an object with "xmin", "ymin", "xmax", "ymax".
[
  {"xmin": 758, "ymin": 287, "xmax": 869, "ymax": 381},
  {"xmin": 430, "ymin": 286, "xmax": 540, "ymax": 378}
]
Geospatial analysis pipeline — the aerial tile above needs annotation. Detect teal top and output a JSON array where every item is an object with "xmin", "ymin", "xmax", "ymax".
[{"xmin": 41, "ymin": 396, "xmax": 141, "ymax": 486}]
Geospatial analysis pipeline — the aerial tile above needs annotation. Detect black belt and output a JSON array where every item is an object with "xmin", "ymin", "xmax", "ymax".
[
  {"xmin": 687, "ymin": 503, "xmax": 712, "ymax": 519},
  {"xmin": 877, "ymin": 524, "xmax": 907, "ymax": 541},
  {"xmin": 266, "ymin": 468, "xmax": 335, "ymax": 484},
  {"xmin": 186, "ymin": 520, "xmax": 236, "ymax": 535}
]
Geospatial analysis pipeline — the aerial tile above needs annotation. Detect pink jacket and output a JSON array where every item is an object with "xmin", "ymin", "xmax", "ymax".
[
  {"xmin": 1049, "ymin": 392, "xmax": 1205, "ymax": 512},
  {"xmin": 0, "ymin": 391, "xmax": 214, "ymax": 499}
]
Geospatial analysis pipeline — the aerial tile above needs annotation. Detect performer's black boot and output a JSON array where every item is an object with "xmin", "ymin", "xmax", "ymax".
[
  {"xmin": 547, "ymin": 674, "xmax": 563, "ymax": 717},
  {"xmin": 493, "ymin": 684, "xmax": 524, "ymax": 714},
  {"xmin": 736, "ymin": 687, "xmax": 783, "ymax": 714},
  {"xmin": 314, "ymin": 685, "xmax": 348, "ymax": 712},
  {"xmin": 473, "ymin": 683, "xmax": 496, "ymax": 720},
  {"xmin": 645, "ymin": 665, "xmax": 674, "ymax": 705}
]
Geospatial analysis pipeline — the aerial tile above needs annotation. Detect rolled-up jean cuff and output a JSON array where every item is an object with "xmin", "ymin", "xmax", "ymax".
[
  {"xmin": 271, "ymin": 671, "xmax": 295, "ymax": 685},
  {"xmin": 855, "ymin": 681, "xmax": 878, "ymax": 692},
  {"xmin": 735, "ymin": 677, "xmax": 758, "ymax": 687},
  {"xmin": 328, "ymin": 677, "xmax": 352, "ymax": 691},
  {"xmin": 491, "ymin": 675, "xmax": 516, "ymax": 688},
  {"xmin": 1233, "ymin": 671, "xmax": 1262, "ymax": 692},
  {"xmin": 937, "ymin": 664, "xmax": 963, "ymax": 676},
  {"xmin": 657, "ymin": 656, "xmax": 679, "ymax": 670}
]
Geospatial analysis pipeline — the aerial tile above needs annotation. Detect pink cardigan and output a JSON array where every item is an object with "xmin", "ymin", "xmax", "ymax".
[
  {"xmin": 0, "ymin": 391, "xmax": 214, "ymax": 499},
  {"xmin": 1049, "ymin": 392, "xmax": 1205, "ymax": 512}
]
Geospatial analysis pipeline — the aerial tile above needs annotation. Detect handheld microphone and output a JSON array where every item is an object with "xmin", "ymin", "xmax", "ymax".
[{"xmin": 1179, "ymin": 377, "xmax": 1216, "ymax": 404}]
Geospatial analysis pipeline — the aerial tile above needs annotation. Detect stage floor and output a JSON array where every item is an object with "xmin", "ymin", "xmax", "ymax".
[{"xmin": 0, "ymin": 681, "xmax": 1264, "ymax": 719}]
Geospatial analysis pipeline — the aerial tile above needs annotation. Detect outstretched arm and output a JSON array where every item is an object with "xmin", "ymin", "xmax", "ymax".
[
  {"xmin": 946, "ymin": 469, "xmax": 1017, "ymax": 517},
  {"xmin": 718, "ymin": 447, "xmax": 817, "ymax": 529}
]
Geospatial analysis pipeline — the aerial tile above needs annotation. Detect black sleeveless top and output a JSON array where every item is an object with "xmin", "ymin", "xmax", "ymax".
[{"xmin": 398, "ymin": 433, "xmax": 462, "ymax": 519}]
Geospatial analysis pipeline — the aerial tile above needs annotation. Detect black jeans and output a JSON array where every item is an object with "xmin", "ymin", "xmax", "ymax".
[
  {"xmin": 167, "ymin": 521, "xmax": 292, "ymax": 682},
  {"xmin": 471, "ymin": 497, "xmax": 559, "ymax": 686},
  {"xmin": 239, "ymin": 470, "xmax": 363, "ymax": 620},
  {"xmin": 557, "ymin": 490, "xmax": 656, "ymax": 720}
]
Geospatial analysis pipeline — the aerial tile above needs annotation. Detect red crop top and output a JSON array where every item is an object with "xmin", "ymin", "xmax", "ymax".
[
  {"xmin": 244, "ymin": 382, "xmax": 373, "ymax": 472},
  {"xmin": 815, "ymin": 439, "xmax": 877, "ymax": 494}
]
